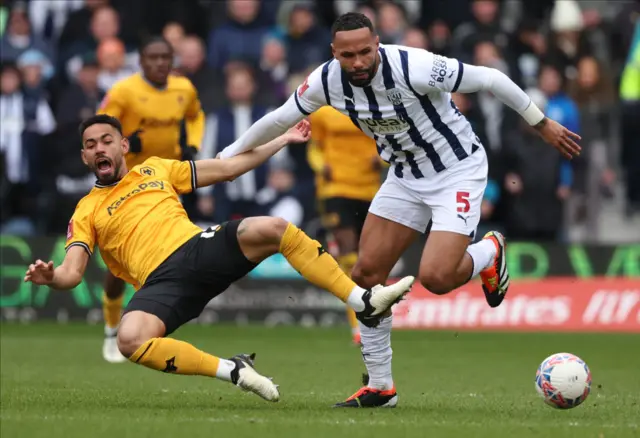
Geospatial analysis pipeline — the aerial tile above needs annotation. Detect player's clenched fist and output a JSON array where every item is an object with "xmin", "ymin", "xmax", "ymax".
[{"xmin": 24, "ymin": 260, "xmax": 54, "ymax": 285}]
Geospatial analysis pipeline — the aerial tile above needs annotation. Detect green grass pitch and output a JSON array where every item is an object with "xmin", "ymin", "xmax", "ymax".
[{"xmin": 1, "ymin": 323, "xmax": 638, "ymax": 438}]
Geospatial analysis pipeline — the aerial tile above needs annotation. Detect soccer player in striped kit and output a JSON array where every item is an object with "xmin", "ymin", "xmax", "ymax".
[{"xmin": 218, "ymin": 13, "xmax": 581, "ymax": 408}]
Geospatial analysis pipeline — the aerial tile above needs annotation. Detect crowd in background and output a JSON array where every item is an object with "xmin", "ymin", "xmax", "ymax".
[{"xmin": 1, "ymin": 0, "xmax": 638, "ymax": 243}]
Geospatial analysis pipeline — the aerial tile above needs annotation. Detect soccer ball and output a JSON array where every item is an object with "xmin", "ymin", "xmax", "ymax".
[{"xmin": 535, "ymin": 352, "xmax": 592, "ymax": 409}]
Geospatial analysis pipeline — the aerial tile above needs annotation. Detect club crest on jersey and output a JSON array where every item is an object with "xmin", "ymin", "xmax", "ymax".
[
  {"xmin": 140, "ymin": 166, "xmax": 155, "ymax": 176},
  {"xmin": 386, "ymin": 88, "xmax": 403, "ymax": 106}
]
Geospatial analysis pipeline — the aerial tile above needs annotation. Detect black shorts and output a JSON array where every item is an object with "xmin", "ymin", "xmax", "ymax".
[
  {"xmin": 321, "ymin": 197, "xmax": 371, "ymax": 235},
  {"xmin": 123, "ymin": 220, "xmax": 256, "ymax": 335}
]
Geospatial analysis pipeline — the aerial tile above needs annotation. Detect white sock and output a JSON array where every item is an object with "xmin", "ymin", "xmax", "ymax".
[
  {"xmin": 466, "ymin": 239, "xmax": 497, "ymax": 279},
  {"xmin": 104, "ymin": 325, "xmax": 118, "ymax": 337},
  {"xmin": 359, "ymin": 315, "xmax": 394, "ymax": 390},
  {"xmin": 346, "ymin": 286, "xmax": 366, "ymax": 312},
  {"xmin": 215, "ymin": 359, "xmax": 237, "ymax": 382}
]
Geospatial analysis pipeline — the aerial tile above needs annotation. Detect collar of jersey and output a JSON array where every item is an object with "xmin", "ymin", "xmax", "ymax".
[
  {"xmin": 141, "ymin": 74, "xmax": 167, "ymax": 91},
  {"xmin": 94, "ymin": 180, "xmax": 120, "ymax": 188}
]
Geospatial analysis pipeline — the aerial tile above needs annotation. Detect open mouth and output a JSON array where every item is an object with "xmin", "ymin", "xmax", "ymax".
[{"xmin": 95, "ymin": 157, "xmax": 113, "ymax": 176}]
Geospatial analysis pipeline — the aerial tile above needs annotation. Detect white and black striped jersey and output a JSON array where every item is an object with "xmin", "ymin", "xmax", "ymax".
[
  {"xmin": 220, "ymin": 44, "xmax": 534, "ymax": 180},
  {"xmin": 293, "ymin": 44, "xmax": 481, "ymax": 180}
]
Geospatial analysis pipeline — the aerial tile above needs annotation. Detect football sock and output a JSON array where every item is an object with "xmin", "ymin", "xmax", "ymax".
[
  {"xmin": 279, "ymin": 223, "xmax": 366, "ymax": 311},
  {"xmin": 102, "ymin": 291, "xmax": 123, "ymax": 331},
  {"xmin": 338, "ymin": 253, "xmax": 361, "ymax": 332},
  {"xmin": 337, "ymin": 252, "xmax": 358, "ymax": 276},
  {"xmin": 359, "ymin": 315, "xmax": 394, "ymax": 390},
  {"xmin": 129, "ymin": 337, "xmax": 235, "ymax": 381},
  {"xmin": 466, "ymin": 239, "xmax": 497, "ymax": 279}
]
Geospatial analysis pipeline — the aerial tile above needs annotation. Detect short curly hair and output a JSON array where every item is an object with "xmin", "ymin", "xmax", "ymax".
[{"xmin": 331, "ymin": 12, "xmax": 375, "ymax": 37}]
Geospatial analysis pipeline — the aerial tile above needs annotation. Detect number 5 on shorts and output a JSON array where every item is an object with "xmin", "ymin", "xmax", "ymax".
[{"xmin": 456, "ymin": 191, "xmax": 470, "ymax": 213}]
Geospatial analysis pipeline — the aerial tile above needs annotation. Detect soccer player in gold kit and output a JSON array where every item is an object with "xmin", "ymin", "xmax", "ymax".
[
  {"xmin": 96, "ymin": 36, "xmax": 205, "ymax": 362},
  {"xmin": 24, "ymin": 114, "xmax": 413, "ymax": 402},
  {"xmin": 308, "ymin": 106, "xmax": 382, "ymax": 345}
]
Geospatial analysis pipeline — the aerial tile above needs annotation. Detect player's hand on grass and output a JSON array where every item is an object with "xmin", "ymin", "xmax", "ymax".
[
  {"xmin": 24, "ymin": 260, "xmax": 54, "ymax": 285},
  {"xmin": 535, "ymin": 118, "xmax": 582, "ymax": 159},
  {"xmin": 284, "ymin": 120, "xmax": 311, "ymax": 144}
]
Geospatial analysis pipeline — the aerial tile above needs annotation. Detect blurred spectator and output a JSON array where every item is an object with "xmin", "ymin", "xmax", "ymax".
[
  {"xmin": 177, "ymin": 35, "xmax": 224, "ymax": 112},
  {"xmin": 512, "ymin": 19, "xmax": 548, "ymax": 89},
  {"xmin": 162, "ymin": 21, "xmax": 185, "ymax": 51},
  {"xmin": 1, "ymin": 3, "xmax": 55, "ymax": 64},
  {"xmin": 56, "ymin": 53, "xmax": 103, "ymax": 128},
  {"xmin": 255, "ymin": 158, "xmax": 304, "ymax": 226},
  {"xmin": 536, "ymin": 64, "xmax": 581, "ymax": 137},
  {"xmin": 426, "ymin": 20, "xmax": 452, "ymax": 56},
  {"xmin": 260, "ymin": 36, "xmax": 289, "ymax": 103},
  {"xmin": 451, "ymin": 0, "xmax": 509, "ymax": 64},
  {"xmin": 619, "ymin": 22, "xmax": 640, "ymax": 216},
  {"xmin": 60, "ymin": 5, "xmax": 136, "ymax": 85},
  {"xmin": 58, "ymin": 0, "xmax": 109, "ymax": 49},
  {"xmin": 547, "ymin": 0, "xmax": 594, "ymax": 80},
  {"xmin": 162, "ymin": 21, "xmax": 185, "ymax": 69},
  {"xmin": 17, "ymin": 49, "xmax": 55, "ymax": 96},
  {"xmin": 28, "ymin": 0, "xmax": 83, "ymax": 42},
  {"xmin": 199, "ymin": 63, "xmax": 274, "ymax": 223},
  {"xmin": 355, "ymin": 5, "xmax": 377, "ymax": 28},
  {"xmin": 376, "ymin": 1, "xmax": 407, "ymax": 45},
  {"xmin": 401, "ymin": 27, "xmax": 429, "ymax": 50},
  {"xmin": 0, "ymin": 62, "xmax": 55, "ymax": 235},
  {"xmin": 281, "ymin": 3, "xmax": 330, "ymax": 74},
  {"xmin": 207, "ymin": 0, "xmax": 272, "ymax": 71},
  {"xmin": 502, "ymin": 91, "xmax": 572, "ymax": 242},
  {"xmin": 568, "ymin": 56, "xmax": 617, "ymax": 199},
  {"xmin": 96, "ymin": 37, "xmax": 135, "ymax": 92},
  {"xmin": 472, "ymin": 40, "xmax": 520, "ymax": 153}
]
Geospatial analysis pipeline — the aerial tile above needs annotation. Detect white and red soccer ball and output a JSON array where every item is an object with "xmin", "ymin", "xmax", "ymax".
[{"xmin": 535, "ymin": 353, "xmax": 592, "ymax": 409}]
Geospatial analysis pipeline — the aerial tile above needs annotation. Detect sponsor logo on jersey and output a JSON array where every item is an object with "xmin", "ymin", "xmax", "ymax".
[
  {"xmin": 362, "ymin": 118, "xmax": 410, "ymax": 135},
  {"xmin": 106, "ymin": 181, "xmax": 166, "ymax": 216},
  {"xmin": 429, "ymin": 55, "xmax": 449, "ymax": 88},
  {"xmin": 139, "ymin": 117, "xmax": 181, "ymax": 128}
]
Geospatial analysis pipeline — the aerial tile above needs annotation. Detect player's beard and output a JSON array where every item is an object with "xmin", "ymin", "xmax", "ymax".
[
  {"xmin": 346, "ymin": 59, "xmax": 377, "ymax": 87},
  {"xmin": 91, "ymin": 157, "xmax": 122, "ymax": 186}
]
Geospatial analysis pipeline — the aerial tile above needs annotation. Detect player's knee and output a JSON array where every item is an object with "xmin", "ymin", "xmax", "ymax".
[
  {"xmin": 116, "ymin": 312, "xmax": 164, "ymax": 358},
  {"xmin": 419, "ymin": 269, "xmax": 454, "ymax": 295},
  {"xmin": 241, "ymin": 216, "xmax": 289, "ymax": 245},
  {"xmin": 116, "ymin": 327, "xmax": 146, "ymax": 358},
  {"xmin": 352, "ymin": 260, "xmax": 386, "ymax": 290}
]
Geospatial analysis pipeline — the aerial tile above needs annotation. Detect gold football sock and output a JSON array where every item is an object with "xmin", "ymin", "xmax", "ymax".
[
  {"xmin": 338, "ymin": 252, "xmax": 361, "ymax": 331},
  {"xmin": 337, "ymin": 252, "xmax": 358, "ymax": 276},
  {"xmin": 279, "ymin": 223, "xmax": 358, "ymax": 303},
  {"xmin": 102, "ymin": 292, "xmax": 123, "ymax": 329},
  {"xmin": 129, "ymin": 338, "xmax": 223, "ymax": 377}
]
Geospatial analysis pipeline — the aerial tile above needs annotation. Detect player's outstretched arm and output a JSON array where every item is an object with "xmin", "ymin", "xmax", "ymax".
[
  {"xmin": 410, "ymin": 49, "xmax": 581, "ymax": 159},
  {"xmin": 24, "ymin": 246, "xmax": 89, "ymax": 290},
  {"xmin": 455, "ymin": 64, "xmax": 581, "ymax": 158},
  {"xmin": 218, "ymin": 95, "xmax": 306, "ymax": 159},
  {"xmin": 195, "ymin": 120, "xmax": 311, "ymax": 188},
  {"xmin": 219, "ymin": 65, "xmax": 327, "ymax": 159}
]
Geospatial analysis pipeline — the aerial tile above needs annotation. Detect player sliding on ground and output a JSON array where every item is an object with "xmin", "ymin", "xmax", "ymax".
[
  {"xmin": 217, "ymin": 12, "xmax": 582, "ymax": 408},
  {"xmin": 23, "ymin": 114, "xmax": 414, "ymax": 403}
]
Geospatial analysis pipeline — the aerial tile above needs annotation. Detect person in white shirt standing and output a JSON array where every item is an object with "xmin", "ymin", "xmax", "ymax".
[{"xmin": 218, "ymin": 12, "xmax": 581, "ymax": 408}]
